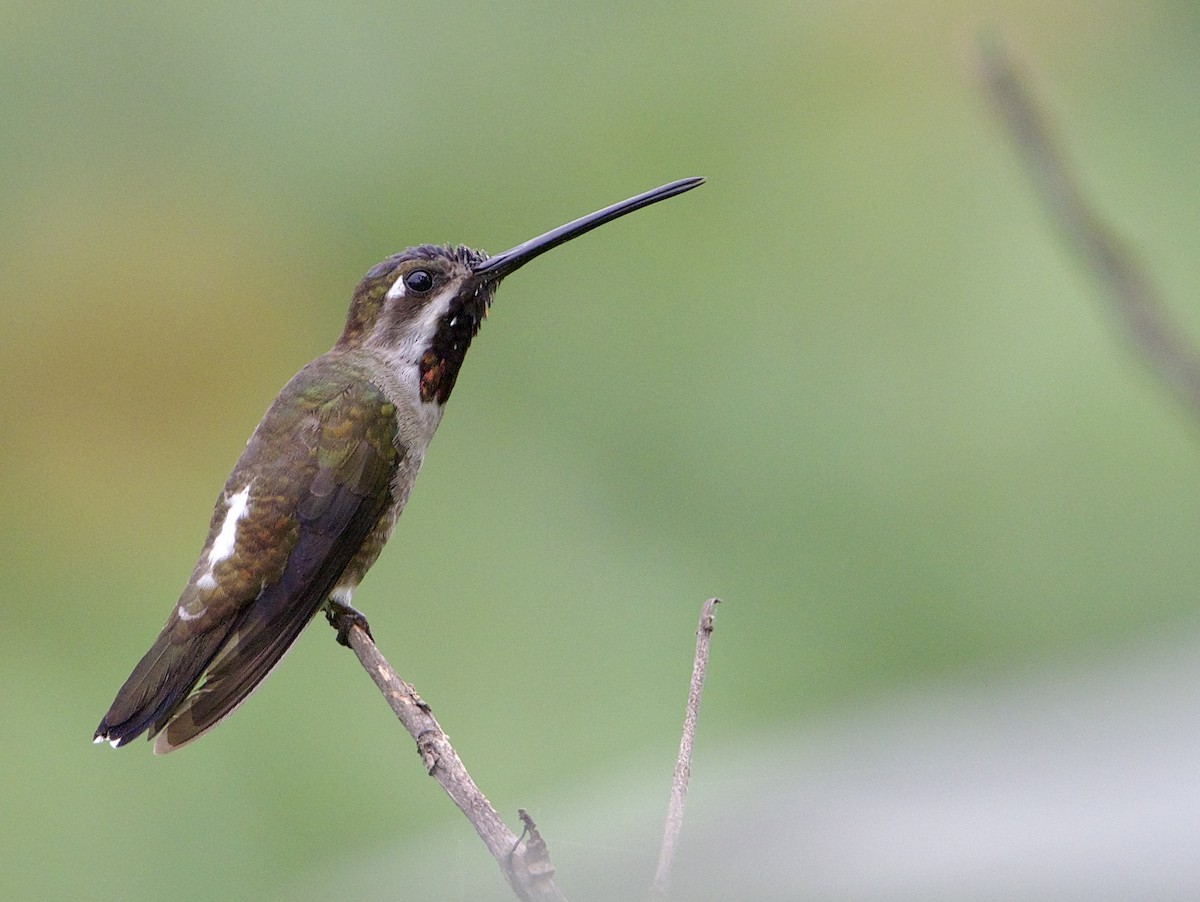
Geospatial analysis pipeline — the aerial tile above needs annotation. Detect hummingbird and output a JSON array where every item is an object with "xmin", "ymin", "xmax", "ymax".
[{"xmin": 94, "ymin": 177, "xmax": 703, "ymax": 754}]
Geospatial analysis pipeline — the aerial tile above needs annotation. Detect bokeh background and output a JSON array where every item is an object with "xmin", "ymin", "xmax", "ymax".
[{"xmin": 5, "ymin": 2, "xmax": 1200, "ymax": 899}]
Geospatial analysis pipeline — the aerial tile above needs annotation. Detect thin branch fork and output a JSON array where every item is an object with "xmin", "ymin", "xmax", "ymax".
[{"xmin": 338, "ymin": 596, "xmax": 721, "ymax": 901}]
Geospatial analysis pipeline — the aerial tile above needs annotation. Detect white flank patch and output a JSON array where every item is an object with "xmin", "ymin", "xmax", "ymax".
[
  {"xmin": 191, "ymin": 483, "xmax": 252, "ymax": 596},
  {"xmin": 330, "ymin": 584, "xmax": 356, "ymax": 605},
  {"xmin": 208, "ymin": 484, "xmax": 252, "ymax": 566}
]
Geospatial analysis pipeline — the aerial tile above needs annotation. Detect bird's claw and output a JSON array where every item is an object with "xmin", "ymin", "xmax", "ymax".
[{"xmin": 325, "ymin": 599, "xmax": 373, "ymax": 647}]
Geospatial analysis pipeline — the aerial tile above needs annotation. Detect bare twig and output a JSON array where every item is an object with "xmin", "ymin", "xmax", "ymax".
[
  {"xmin": 651, "ymin": 597, "xmax": 720, "ymax": 899},
  {"xmin": 978, "ymin": 33, "xmax": 1200, "ymax": 422},
  {"xmin": 341, "ymin": 624, "xmax": 566, "ymax": 902}
]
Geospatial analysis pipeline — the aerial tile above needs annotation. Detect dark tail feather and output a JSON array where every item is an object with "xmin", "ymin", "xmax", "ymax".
[
  {"xmin": 149, "ymin": 594, "xmax": 322, "ymax": 754},
  {"xmin": 93, "ymin": 625, "xmax": 232, "ymax": 749}
]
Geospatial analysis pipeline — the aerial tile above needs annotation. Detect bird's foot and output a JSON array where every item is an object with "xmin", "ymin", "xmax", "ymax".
[{"xmin": 325, "ymin": 599, "xmax": 373, "ymax": 647}]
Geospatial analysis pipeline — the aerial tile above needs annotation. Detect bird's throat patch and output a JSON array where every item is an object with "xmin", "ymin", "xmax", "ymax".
[
  {"xmin": 418, "ymin": 305, "xmax": 483, "ymax": 404},
  {"xmin": 419, "ymin": 349, "xmax": 456, "ymax": 404}
]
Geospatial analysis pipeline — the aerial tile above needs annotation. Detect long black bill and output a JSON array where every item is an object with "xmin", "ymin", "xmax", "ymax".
[{"xmin": 473, "ymin": 177, "xmax": 704, "ymax": 281}]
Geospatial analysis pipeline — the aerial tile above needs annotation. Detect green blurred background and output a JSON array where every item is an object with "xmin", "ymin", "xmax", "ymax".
[{"xmin": 5, "ymin": 1, "xmax": 1200, "ymax": 899}]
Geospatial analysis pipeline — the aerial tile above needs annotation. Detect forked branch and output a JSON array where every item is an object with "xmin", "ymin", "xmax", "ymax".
[{"xmin": 339, "ymin": 596, "xmax": 721, "ymax": 901}]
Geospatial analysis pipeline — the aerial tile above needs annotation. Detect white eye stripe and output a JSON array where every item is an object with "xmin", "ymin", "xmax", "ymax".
[{"xmin": 387, "ymin": 270, "xmax": 436, "ymax": 299}]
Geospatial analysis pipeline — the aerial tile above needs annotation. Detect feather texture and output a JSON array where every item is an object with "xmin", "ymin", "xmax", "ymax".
[{"xmin": 95, "ymin": 356, "xmax": 399, "ymax": 751}]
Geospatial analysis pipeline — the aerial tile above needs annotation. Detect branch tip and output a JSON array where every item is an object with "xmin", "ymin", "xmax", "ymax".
[{"xmin": 651, "ymin": 598, "xmax": 721, "ymax": 898}]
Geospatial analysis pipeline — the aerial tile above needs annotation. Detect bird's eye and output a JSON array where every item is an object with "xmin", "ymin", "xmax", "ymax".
[{"xmin": 404, "ymin": 270, "xmax": 434, "ymax": 293}]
